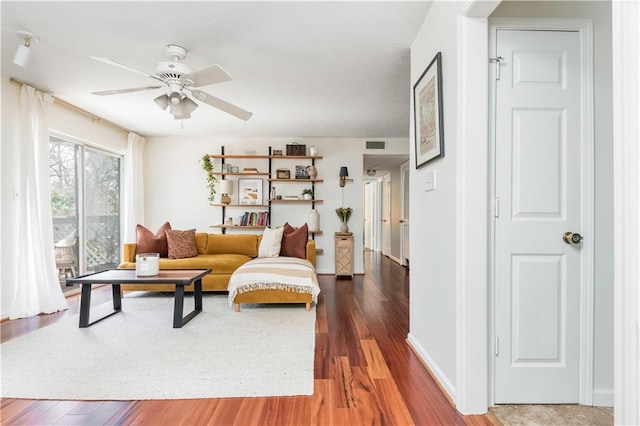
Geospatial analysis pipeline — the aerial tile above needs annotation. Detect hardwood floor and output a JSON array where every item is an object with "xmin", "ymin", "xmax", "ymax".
[{"xmin": 1, "ymin": 251, "xmax": 493, "ymax": 425}]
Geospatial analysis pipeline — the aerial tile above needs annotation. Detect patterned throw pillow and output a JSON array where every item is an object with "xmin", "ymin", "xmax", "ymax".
[
  {"xmin": 136, "ymin": 222, "xmax": 171, "ymax": 257},
  {"xmin": 280, "ymin": 222, "xmax": 308, "ymax": 259},
  {"xmin": 165, "ymin": 229, "xmax": 198, "ymax": 259},
  {"xmin": 258, "ymin": 227, "xmax": 285, "ymax": 258}
]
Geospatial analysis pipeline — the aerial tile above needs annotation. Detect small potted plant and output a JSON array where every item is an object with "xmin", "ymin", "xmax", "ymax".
[
  {"xmin": 301, "ymin": 188, "xmax": 314, "ymax": 200},
  {"xmin": 335, "ymin": 207, "xmax": 353, "ymax": 232}
]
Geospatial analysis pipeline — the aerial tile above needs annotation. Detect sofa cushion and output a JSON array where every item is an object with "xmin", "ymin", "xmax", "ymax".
[
  {"xmin": 280, "ymin": 223, "xmax": 308, "ymax": 259},
  {"xmin": 136, "ymin": 222, "xmax": 171, "ymax": 257},
  {"xmin": 258, "ymin": 227, "xmax": 284, "ymax": 258},
  {"xmin": 166, "ymin": 229, "xmax": 198, "ymax": 259},
  {"xmin": 119, "ymin": 254, "xmax": 252, "ymax": 275},
  {"xmin": 206, "ymin": 234, "xmax": 259, "ymax": 257},
  {"xmin": 195, "ymin": 233, "xmax": 208, "ymax": 254}
]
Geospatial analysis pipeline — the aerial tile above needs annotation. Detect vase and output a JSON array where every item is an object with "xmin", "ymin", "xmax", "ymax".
[
  {"xmin": 308, "ymin": 209, "xmax": 320, "ymax": 232},
  {"xmin": 303, "ymin": 193, "xmax": 312, "ymax": 200},
  {"xmin": 307, "ymin": 165, "xmax": 317, "ymax": 180},
  {"xmin": 340, "ymin": 221, "xmax": 349, "ymax": 233}
]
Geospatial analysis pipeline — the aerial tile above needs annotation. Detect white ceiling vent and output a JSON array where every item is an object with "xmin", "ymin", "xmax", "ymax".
[{"xmin": 366, "ymin": 140, "xmax": 386, "ymax": 150}]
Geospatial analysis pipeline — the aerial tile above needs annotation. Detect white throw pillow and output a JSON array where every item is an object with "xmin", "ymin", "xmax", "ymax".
[{"xmin": 258, "ymin": 227, "xmax": 284, "ymax": 258}]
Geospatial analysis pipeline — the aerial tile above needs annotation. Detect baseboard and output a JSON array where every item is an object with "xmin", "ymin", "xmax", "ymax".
[
  {"xmin": 388, "ymin": 254, "xmax": 402, "ymax": 265},
  {"xmin": 407, "ymin": 333, "xmax": 457, "ymax": 404},
  {"xmin": 592, "ymin": 388, "xmax": 614, "ymax": 407}
]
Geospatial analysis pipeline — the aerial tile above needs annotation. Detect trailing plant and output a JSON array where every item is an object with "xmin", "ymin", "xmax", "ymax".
[
  {"xmin": 335, "ymin": 207, "xmax": 352, "ymax": 223},
  {"xmin": 200, "ymin": 154, "xmax": 217, "ymax": 202}
]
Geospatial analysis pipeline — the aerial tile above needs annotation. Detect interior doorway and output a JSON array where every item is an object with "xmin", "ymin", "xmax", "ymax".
[{"xmin": 362, "ymin": 154, "xmax": 409, "ymax": 264}]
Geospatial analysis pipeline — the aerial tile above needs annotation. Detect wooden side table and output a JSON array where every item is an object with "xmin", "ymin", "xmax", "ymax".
[{"xmin": 334, "ymin": 232, "xmax": 354, "ymax": 278}]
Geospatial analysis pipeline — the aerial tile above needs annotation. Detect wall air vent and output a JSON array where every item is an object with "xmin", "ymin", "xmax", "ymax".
[{"xmin": 366, "ymin": 140, "xmax": 386, "ymax": 150}]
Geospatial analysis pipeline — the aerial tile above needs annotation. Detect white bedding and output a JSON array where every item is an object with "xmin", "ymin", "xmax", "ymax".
[{"xmin": 227, "ymin": 257, "xmax": 320, "ymax": 307}]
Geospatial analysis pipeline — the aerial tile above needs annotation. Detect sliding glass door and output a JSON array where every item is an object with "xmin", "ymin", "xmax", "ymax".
[
  {"xmin": 50, "ymin": 136, "xmax": 122, "ymax": 287},
  {"xmin": 83, "ymin": 148, "xmax": 121, "ymax": 272}
]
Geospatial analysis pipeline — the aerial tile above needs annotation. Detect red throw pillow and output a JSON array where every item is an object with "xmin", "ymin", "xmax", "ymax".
[
  {"xmin": 136, "ymin": 222, "xmax": 171, "ymax": 257},
  {"xmin": 280, "ymin": 222, "xmax": 308, "ymax": 259},
  {"xmin": 165, "ymin": 229, "xmax": 198, "ymax": 259}
]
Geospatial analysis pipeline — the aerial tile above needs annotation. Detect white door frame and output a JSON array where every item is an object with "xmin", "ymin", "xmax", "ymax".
[
  {"xmin": 488, "ymin": 18, "xmax": 595, "ymax": 406},
  {"xmin": 400, "ymin": 161, "xmax": 410, "ymax": 266}
]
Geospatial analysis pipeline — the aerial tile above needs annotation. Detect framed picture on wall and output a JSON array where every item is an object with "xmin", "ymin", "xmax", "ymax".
[
  {"xmin": 238, "ymin": 178, "xmax": 263, "ymax": 205},
  {"xmin": 413, "ymin": 51, "xmax": 444, "ymax": 168}
]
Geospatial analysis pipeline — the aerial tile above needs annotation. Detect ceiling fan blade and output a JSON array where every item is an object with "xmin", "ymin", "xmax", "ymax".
[
  {"xmin": 190, "ymin": 90, "xmax": 253, "ymax": 121},
  {"xmin": 92, "ymin": 85, "xmax": 163, "ymax": 96},
  {"xmin": 184, "ymin": 65, "xmax": 233, "ymax": 87},
  {"xmin": 91, "ymin": 57, "xmax": 162, "ymax": 82}
]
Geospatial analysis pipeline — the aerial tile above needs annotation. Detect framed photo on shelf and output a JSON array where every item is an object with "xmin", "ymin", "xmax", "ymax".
[
  {"xmin": 238, "ymin": 178, "xmax": 263, "ymax": 205},
  {"xmin": 295, "ymin": 165, "xmax": 310, "ymax": 179},
  {"xmin": 276, "ymin": 168, "xmax": 290, "ymax": 179},
  {"xmin": 413, "ymin": 51, "xmax": 444, "ymax": 168}
]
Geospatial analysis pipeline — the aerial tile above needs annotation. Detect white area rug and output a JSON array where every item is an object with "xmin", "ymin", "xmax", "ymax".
[{"xmin": 1, "ymin": 293, "xmax": 316, "ymax": 400}]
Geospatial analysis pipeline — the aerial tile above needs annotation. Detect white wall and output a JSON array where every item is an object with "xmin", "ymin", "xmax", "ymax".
[
  {"xmin": 0, "ymin": 77, "xmax": 128, "ymax": 318},
  {"xmin": 491, "ymin": 0, "xmax": 614, "ymax": 404},
  {"xmin": 143, "ymin": 137, "xmax": 408, "ymax": 274},
  {"xmin": 408, "ymin": 0, "xmax": 472, "ymax": 397}
]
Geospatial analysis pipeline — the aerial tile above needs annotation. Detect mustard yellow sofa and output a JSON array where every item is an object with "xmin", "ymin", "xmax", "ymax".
[{"xmin": 117, "ymin": 233, "xmax": 316, "ymax": 292}]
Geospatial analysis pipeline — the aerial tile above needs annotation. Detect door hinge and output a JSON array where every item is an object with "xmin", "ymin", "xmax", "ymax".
[
  {"xmin": 495, "ymin": 336, "xmax": 499, "ymax": 356},
  {"xmin": 489, "ymin": 56, "xmax": 503, "ymax": 80},
  {"xmin": 494, "ymin": 197, "xmax": 500, "ymax": 218}
]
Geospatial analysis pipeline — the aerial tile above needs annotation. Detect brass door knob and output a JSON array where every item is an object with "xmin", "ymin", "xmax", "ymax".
[{"xmin": 563, "ymin": 232, "xmax": 583, "ymax": 245}]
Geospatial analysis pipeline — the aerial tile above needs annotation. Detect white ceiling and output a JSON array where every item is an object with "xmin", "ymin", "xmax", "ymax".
[{"xmin": 1, "ymin": 1, "xmax": 431, "ymax": 138}]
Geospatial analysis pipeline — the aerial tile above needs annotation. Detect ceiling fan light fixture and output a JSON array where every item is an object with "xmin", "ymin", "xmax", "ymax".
[
  {"xmin": 169, "ymin": 91, "xmax": 182, "ymax": 105},
  {"xmin": 182, "ymin": 97, "xmax": 198, "ymax": 114},
  {"xmin": 153, "ymin": 94, "xmax": 169, "ymax": 110}
]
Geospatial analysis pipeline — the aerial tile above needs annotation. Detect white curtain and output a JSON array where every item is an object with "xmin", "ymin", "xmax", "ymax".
[
  {"xmin": 123, "ymin": 132, "xmax": 146, "ymax": 243},
  {"xmin": 9, "ymin": 85, "xmax": 68, "ymax": 319}
]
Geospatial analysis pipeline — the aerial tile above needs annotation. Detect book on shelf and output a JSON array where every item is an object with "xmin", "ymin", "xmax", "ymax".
[{"xmin": 237, "ymin": 211, "xmax": 269, "ymax": 227}]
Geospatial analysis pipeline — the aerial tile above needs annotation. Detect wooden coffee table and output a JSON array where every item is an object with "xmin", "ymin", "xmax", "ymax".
[{"xmin": 66, "ymin": 269, "xmax": 211, "ymax": 328}]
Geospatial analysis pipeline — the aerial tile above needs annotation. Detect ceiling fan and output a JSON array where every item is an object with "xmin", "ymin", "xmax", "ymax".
[{"xmin": 91, "ymin": 44, "xmax": 252, "ymax": 121}]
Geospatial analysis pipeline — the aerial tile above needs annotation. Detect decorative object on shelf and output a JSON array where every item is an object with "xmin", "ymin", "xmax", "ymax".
[
  {"xmin": 413, "ymin": 51, "xmax": 444, "ymax": 168},
  {"xmin": 219, "ymin": 179, "xmax": 233, "ymax": 205},
  {"xmin": 244, "ymin": 149, "xmax": 256, "ymax": 155},
  {"xmin": 307, "ymin": 165, "xmax": 317, "ymax": 180},
  {"xmin": 308, "ymin": 209, "xmax": 320, "ymax": 232},
  {"xmin": 270, "ymin": 186, "xmax": 276, "ymax": 200},
  {"xmin": 272, "ymin": 149, "xmax": 283, "ymax": 156},
  {"xmin": 242, "ymin": 167, "xmax": 258, "ymax": 174},
  {"xmin": 301, "ymin": 188, "xmax": 313, "ymax": 200},
  {"xmin": 339, "ymin": 166, "xmax": 353, "ymax": 187},
  {"xmin": 296, "ymin": 165, "xmax": 310, "ymax": 179},
  {"xmin": 286, "ymin": 143, "xmax": 306, "ymax": 156},
  {"xmin": 238, "ymin": 178, "xmax": 263, "ymax": 205},
  {"xmin": 225, "ymin": 217, "xmax": 233, "ymax": 225},
  {"xmin": 336, "ymin": 207, "xmax": 353, "ymax": 233},
  {"xmin": 276, "ymin": 168, "xmax": 291, "ymax": 179},
  {"xmin": 310, "ymin": 146, "xmax": 317, "ymax": 156},
  {"xmin": 200, "ymin": 154, "xmax": 217, "ymax": 202}
]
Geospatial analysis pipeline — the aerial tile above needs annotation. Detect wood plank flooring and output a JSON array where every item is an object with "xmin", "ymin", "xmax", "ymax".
[{"xmin": 1, "ymin": 251, "xmax": 493, "ymax": 425}]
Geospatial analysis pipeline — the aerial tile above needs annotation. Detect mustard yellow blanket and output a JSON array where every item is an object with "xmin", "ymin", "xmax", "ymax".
[{"xmin": 227, "ymin": 257, "xmax": 320, "ymax": 307}]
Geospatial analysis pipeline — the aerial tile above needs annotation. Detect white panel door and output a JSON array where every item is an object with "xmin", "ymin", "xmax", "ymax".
[
  {"xmin": 364, "ymin": 181, "xmax": 374, "ymax": 250},
  {"xmin": 494, "ymin": 29, "xmax": 582, "ymax": 403},
  {"xmin": 381, "ymin": 173, "xmax": 391, "ymax": 257}
]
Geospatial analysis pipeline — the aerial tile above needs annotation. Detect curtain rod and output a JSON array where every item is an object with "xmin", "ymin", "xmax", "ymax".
[{"xmin": 9, "ymin": 77, "xmax": 130, "ymax": 135}]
